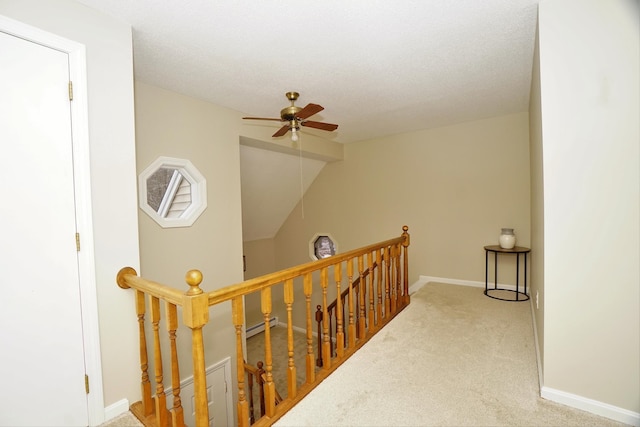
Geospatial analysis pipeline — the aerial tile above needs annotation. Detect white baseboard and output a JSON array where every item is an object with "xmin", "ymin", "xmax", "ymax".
[
  {"xmin": 418, "ymin": 275, "xmax": 638, "ymax": 426},
  {"xmin": 541, "ymin": 386, "xmax": 640, "ymax": 426},
  {"xmin": 103, "ymin": 398, "xmax": 130, "ymax": 423},
  {"xmin": 418, "ymin": 275, "xmax": 525, "ymax": 293}
]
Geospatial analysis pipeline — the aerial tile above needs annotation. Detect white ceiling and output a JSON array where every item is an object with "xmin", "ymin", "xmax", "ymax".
[{"xmin": 75, "ymin": 0, "xmax": 540, "ymax": 241}]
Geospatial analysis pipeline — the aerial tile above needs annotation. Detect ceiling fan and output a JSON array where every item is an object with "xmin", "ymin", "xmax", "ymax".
[{"xmin": 243, "ymin": 92, "xmax": 338, "ymax": 141}]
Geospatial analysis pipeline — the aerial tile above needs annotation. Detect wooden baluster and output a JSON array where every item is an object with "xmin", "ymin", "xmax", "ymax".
[
  {"xmin": 150, "ymin": 296, "xmax": 168, "ymax": 427},
  {"xmin": 328, "ymin": 314, "xmax": 334, "ymax": 357},
  {"xmin": 391, "ymin": 244, "xmax": 399, "ymax": 313},
  {"xmin": 246, "ymin": 365, "xmax": 255, "ymax": 425},
  {"xmin": 384, "ymin": 245, "xmax": 392, "ymax": 317},
  {"xmin": 315, "ymin": 305, "xmax": 323, "ymax": 367},
  {"xmin": 376, "ymin": 249, "xmax": 383, "ymax": 323},
  {"xmin": 395, "ymin": 243, "xmax": 402, "ymax": 309},
  {"xmin": 183, "ymin": 270, "xmax": 210, "ymax": 427},
  {"xmin": 357, "ymin": 255, "xmax": 367, "ymax": 339},
  {"xmin": 135, "ymin": 290, "xmax": 154, "ymax": 417},
  {"xmin": 334, "ymin": 264, "xmax": 345, "ymax": 358},
  {"xmin": 166, "ymin": 302, "xmax": 184, "ymax": 427},
  {"xmin": 303, "ymin": 273, "xmax": 315, "ymax": 382},
  {"xmin": 402, "ymin": 226, "xmax": 410, "ymax": 304},
  {"xmin": 256, "ymin": 361, "xmax": 266, "ymax": 417},
  {"xmin": 284, "ymin": 279, "xmax": 297, "ymax": 398},
  {"xmin": 232, "ymin": 297, "xmax": 249, "ymax": 427},
  {"xmin": 261, "ymin": 287, "xmax": 276, "ymax": 418},
  {"xmin": 320, "ymin": 267, "xmax": 332, "ymax": 370},
  {"xmin": 347, "ymin": 259, "xmax": 356, "ymax": 349},
  {"xmin": 341, "ymin": 293, "xmax": 347, "ymax": 349},
  {"xmin": 368, "ymin": 251, "xmax": 376, "ymax": 331}
]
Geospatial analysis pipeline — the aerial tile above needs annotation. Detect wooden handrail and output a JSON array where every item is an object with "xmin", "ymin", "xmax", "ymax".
[{"xmin": 117, "ymin": 226, "xmax": 411, "ymax": 427}]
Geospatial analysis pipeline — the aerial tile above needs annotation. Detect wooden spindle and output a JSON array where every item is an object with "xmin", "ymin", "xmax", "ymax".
[
  {"xmin": 347, "ymin": 259, "xmax": 356, "ymax": 349},
  {"xmin": 150, "ymin": 295, "xmax": 168, "ymax": 427},
  {"xmin": 390, "ymin": 245, "xmax": 397, "ymax": 313},
  {"xmin": 376, "ymin": 249, "xmax": 383, "ymax": 323},
  {"xmin": 232, "ymin": 297, "xmax": 249, "ymax": 427},
  {"xmin": 246, "ymin": 369, "xmax": 255, "ymax": 425},
  {"xmin": 320, "ymin": 267, "xmax": 331, "ymax": 370},
  {"xmin": 394, "ymin": 243, "xmax": 401, "ymax": 310},
  {"xmin": 368, "ymin": 251, "xmax": 376, "ymax": 331},
  {"xmin": 135, "ymin": 290, "xmax": 153, "ymax": 417},
  {"xmin": 303, "ymin": 273, "xmax": 315, "ymax": 382},
  {"xmin": 284, "ymin": 279, "xmax": 297, "ymax": 398},
  {"xmin": 256, "ymin": 361, "xmax": 266, "ymax": 417},
  {"xmin": 261, "ymin": 287, "xmax": 276, "ymax": 417},
  {"xmin": 334, "ymin": 264, "xmax": 345, "ymax": 358},
  {"xmin": 166, "ymin": 302, "xmax": 184, "ymax": 427},
  {"xmin": 384, "ymin": 245, "xmax": 392, "ymax": 317},
  {"xmin": 315, "ymin": 305, "xmax": 323, "ymax": 367},
  {"xmin": 357, "ymin": 255, "xmax": 366, "ymax": 339}
]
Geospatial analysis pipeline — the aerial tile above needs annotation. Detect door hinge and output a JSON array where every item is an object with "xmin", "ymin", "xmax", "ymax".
[
  {"xmin": 85, "ymin": 374, "xmax": 90, "ymax": 394},
  {"xmin": 68, "ymin": 81, "xmax": 73, "ymax": 101},
  {"xmin": 76, "ymin": 233, "xmax": 80, "ymax": 252}
]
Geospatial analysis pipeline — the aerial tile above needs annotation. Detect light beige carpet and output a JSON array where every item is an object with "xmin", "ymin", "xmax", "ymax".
[
  {"xmin": 274, "ymin": 282, "xmax": 627, "ymax": 427},
  {"xmin": 98, "ymin": 411, "xmax": 143, "ymax": 427}
]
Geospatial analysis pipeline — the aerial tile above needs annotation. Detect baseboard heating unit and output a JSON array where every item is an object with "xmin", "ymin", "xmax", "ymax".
[{"xmin": 246, "ymin": 316, "xmax": 278, "ymax": 339}]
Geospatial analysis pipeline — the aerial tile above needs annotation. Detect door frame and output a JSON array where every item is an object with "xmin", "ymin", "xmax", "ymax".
[{"xmin": 0, "ymin": 15, "xmax": 105, "ymax": 425}]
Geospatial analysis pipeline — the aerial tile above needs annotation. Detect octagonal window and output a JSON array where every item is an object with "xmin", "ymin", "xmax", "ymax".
[
  {"xmin": 139, "ymin": 157, "xmax": 207, "ymax": 228},
  {"xmin": 310, "ymin": 233, "xmax": 337, "ymax": 261}
]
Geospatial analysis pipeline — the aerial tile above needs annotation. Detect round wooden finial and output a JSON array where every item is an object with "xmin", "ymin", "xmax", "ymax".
[
  {"xmin": 402, "ymin": 225, "xmax": 410, "ymax": 247},
  {"xmin": 185, "ymin": 269, "xmax": 203, "ymax": 295}
]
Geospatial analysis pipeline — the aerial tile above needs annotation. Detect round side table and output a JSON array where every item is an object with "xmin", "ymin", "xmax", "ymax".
[{"xmin": 484, "ymin": 245, "xmax": 531, "ymax": 302}]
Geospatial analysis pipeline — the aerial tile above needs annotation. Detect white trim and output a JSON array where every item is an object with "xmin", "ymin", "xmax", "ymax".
[
  {"xmin": 529, "ymin": 296, "xmax": 544, "ymax": 394},
  {"xmin": 104, "ymin": 399, "xmax": 130, "ymax": 421},
  {"xmin": 0, "ymin": 15, "xmax": 104, "ymax": 426},
  {"xmin": 541, "ymin": 386, "xmax": 640, "ymax": 426},
  {"xmin": 138, "ymin": 156, "xmax": 207, "ymax": 228},
  {"xmin": 418, "ymin": 275, "xmax": 639, "ymax": 426},
  {"xmin": 418, "ymin": 275, "xmax": 523, "ymax": 293}
]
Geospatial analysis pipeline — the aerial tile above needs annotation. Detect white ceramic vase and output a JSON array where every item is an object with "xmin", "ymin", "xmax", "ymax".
[{"xmin": 499, "ymin": 228, "xmax": 516, "ymax": 249}]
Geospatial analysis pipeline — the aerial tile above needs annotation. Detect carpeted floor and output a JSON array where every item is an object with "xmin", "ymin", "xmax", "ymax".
[
  {"xmin": 98, "ymin": 411, "xmax": 143, "ymax": 427},
  {"xmin": 274, "ymin": 282, "xmax": 627, "ymax": 427}
]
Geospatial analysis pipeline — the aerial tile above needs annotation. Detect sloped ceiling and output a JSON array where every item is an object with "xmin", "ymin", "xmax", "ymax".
[{"xmin": 75, "ymin": 0, "xmax": 539, "ymax": 241}]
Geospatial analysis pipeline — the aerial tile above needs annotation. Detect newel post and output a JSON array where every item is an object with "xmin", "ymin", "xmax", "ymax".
[
  {"xmin": 401, "ymin": 225, "xmax": 410, "ymax": 303},
  {"xmin": 182, "ymin": 270, "xmax": 210, "ymax": 427}
]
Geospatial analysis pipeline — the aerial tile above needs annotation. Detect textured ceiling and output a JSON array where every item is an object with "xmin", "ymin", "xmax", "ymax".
[
  {"xmin": 76, "ymin": 0, "xmax": 539, "ymax": 144},
  {"xmin": 75, "ymin": 0, "xmax": 539, "ymax": 241}
]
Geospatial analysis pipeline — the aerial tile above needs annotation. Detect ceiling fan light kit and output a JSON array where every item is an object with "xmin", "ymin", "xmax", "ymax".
[{"xmin": 243, "ymin": 91, "xmax": 338, "ymax": 141}]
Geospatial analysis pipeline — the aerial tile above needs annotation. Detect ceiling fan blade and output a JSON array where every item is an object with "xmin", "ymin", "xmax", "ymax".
[
  {"xmin": 301, "ymin": 120, "xmax": 339, "ymax": 132},
  {"xmin": 272, "ymin": 125, "xmax": 290, "ymax": 137},
  {"xmin": 243, "ymin": 117, "xmax": 283, "ymax": 122},
  {"xmin": 296, "ymin": 103, "xmax": 324, "ymax": 120}
]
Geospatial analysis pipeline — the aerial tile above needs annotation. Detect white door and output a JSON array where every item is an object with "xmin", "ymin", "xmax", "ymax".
[{"xmin": 0, "ymin": 31, "xmax": 89, "ymax": 426}]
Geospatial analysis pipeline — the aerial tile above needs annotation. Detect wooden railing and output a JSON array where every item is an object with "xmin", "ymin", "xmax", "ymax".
[{"xmin": 116, "ymin": 226, "xmax": 410, "ymax": 427}]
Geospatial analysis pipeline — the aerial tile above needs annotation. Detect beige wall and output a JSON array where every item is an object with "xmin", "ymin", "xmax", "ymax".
[
  {"xmin": 276, "ymin": 112, "xmax": 531, "ymax": 283},
  {"xmin": 538, "ymin": 0, "xmax": 639, "ymax": 415},
  {"xmin": 274, "ymin": 112, "xmax": 531, "ymax": 328},
  {"xmin": 0, "ymin": 0, "xmax": 141, "ymax": 414},
  {"xmin": 135, "ymin": 82, "xmax": 246, "ymax": 420},
  {"xmin": 243, "ymin": 238, "xmax": 277, "ymax": 327}
]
